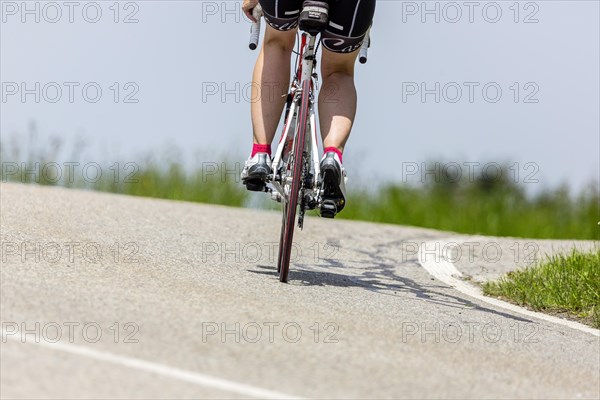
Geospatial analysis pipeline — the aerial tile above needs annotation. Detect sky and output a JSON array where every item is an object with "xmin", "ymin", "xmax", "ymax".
[{"xmin": 1, "ymin": 0, "xmax": 599, "ymax": 194}]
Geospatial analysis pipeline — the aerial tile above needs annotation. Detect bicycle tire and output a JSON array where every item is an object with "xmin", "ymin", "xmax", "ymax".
[
  {"xmin": 276, "ymin": 202, "xmax": 286, "ymax": 273},
  {"xmin": 279, "ymin": 79, "xmax": 311, "ymax": 283}
]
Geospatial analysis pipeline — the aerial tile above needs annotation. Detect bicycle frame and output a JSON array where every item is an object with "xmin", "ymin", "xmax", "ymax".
[
  {"xmin": 270, "ymin": 33, "xmax": 321, "ymax": 213},
  {"xmin": 247, "ymin": 5, "xmax": 370, "ymax": 281}
]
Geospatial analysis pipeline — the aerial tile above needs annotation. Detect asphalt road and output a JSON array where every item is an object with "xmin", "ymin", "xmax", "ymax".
[{"xmin": 1, "ymin": 183, "xmax": 598, "ymax": 399}]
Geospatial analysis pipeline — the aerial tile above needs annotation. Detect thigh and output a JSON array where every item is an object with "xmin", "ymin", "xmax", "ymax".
[
  {"xmin": 259, "ymin": 0, "xmax": 303, "ymax": 31},
  {"xmin": 322, "ymin": 0, "xmax": 376, "ymax": 53}
]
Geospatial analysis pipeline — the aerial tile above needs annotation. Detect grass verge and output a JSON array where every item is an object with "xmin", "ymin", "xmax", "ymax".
[
  {"xmin": 482, "ymin": 249, "xmax": 600, "ymax": 328},
  {"xmin": 342, "ymin": 177, "xmax": 599, "ymax": 240},
  {"xmin": 1, "ymin": 133, "xmax": 598, "ymax": 239}
]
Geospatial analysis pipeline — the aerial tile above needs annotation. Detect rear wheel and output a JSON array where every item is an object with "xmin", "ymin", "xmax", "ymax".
[
  {"xmin": 278, "ymin": 79, "xmax": 311, "ymax": 283},
  {"xmin": 276, "ymin": 202, "xmax": 286, "ymax": 273}
]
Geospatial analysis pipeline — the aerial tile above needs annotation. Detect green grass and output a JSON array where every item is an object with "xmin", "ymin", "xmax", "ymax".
[
  {"xmin": 341, "ymin": 170, "xmax": 599, "ymax": 240},
  {"xmin": 99, "ymin": 160, "xmax": 249, "ymax": 207},
  {"xmin": 1, "ymin": 134, "xmax": 598, "ymax": 239},
  {"xmin": 482, "ymin": 249, "xmax": 600, "ymax": 328},
  {"xmin": 0, "ymin": 132, "xmax": 250, "ymax": 207}
]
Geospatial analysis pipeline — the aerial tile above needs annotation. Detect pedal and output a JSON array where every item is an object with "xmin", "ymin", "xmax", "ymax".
[
  {"xmin": 320, "ymin": 199, "xmax": 337, "ymax": 219},
  {"xmin": 243, "ymin": 180, "xmax": 267, "ymax": 192}
]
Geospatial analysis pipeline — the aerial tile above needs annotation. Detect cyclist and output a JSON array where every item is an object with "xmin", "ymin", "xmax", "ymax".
[{"xmin": 240, "ymin": 0, "xmax": 376, "ymax": 217}]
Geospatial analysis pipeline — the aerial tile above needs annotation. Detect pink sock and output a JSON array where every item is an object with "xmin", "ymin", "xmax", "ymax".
[
  {"xmin": 251, "ymin": 144, "xmax": 271, "ymax": 157},
  {"xmin": 324, "ymin": 147, "xmax": 343, "ymax": 163}
]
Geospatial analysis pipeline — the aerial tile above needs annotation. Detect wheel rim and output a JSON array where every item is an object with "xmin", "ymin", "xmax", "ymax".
[{"xmin": 279, "ymin": 80, "xmax": 311, "ymax": 283}]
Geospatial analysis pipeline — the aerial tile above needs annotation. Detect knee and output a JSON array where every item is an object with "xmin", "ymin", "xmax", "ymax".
[
  {"xmin": 321, "ymin": 69, "xmax": 354, "ymax": 84},
  {"xmin": 263, "ymin": 28, "xmax": 296, "ymax": 53},
  {"xmin": 320, "ymin": 53, "xmax": 356, "ymax": 81}
]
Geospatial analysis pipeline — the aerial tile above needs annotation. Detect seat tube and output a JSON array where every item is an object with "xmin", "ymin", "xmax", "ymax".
[{"xmin": 301, "ymin": 35, "xmax": 317, "ymax": 85}]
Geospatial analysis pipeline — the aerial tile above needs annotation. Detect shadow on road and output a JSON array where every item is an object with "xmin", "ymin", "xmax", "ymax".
[{"xmin": 248, "ymin": 238, "xmax": 532, "ymax": 323}]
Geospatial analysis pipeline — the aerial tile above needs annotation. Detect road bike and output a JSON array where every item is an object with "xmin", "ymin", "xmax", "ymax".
[{"xmin": 247, "ymin": 3, "xmax": 370, "ymax": 282}]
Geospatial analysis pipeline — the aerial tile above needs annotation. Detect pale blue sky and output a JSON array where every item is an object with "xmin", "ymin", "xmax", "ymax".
[{"xmin": 1, "ymin": 1, "xmax": 598, "ymax": 193}]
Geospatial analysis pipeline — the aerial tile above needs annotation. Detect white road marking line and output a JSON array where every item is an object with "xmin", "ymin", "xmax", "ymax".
[
  {"xmin": 418, "ymin": 238, "xmax": 600, "ymax": 337},
  {"xmin": 1, "ymin": 329, "xmax": 303, "ymax": 399}
]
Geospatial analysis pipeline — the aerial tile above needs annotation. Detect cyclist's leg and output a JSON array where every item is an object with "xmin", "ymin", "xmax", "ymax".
[
  {"xmin": 318, "ymin": 0, "xmax": 376, "ymax": 153},
  {"xmin": 317, "ymin": 49, "xmax": 358, "ymax": 215},
  {"xmin": 242, "ymin": 1, "xmax": 300, "ymax": 190},
  {"xmin": 318, "ymin": 49, "xmax": 359, "ymax": 153},
  {"xmin": 250, "ymin": 25, "xmax": 297, "ymax": 147},
  {"xmin": 317, "ymin": 0, "xmax": 375, "ymax": 215}
]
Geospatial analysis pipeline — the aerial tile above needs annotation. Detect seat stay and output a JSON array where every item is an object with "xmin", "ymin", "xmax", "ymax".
[
  {"xmin": 271, "ymin": 32, "xmax": 319, "ymax": 203},
  {"xmin": 271, "ymin": 99, "xmax": 298, "ymax": 175}
]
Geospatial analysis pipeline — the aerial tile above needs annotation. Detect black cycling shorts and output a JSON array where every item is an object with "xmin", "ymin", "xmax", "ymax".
[{"xmin": 258, "ymin": 0, "xmax": 376, "ymax": 53}]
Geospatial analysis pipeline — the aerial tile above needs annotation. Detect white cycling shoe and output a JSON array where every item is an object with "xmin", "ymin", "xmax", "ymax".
[
  {"xmin": 319, "ymin": 151, "xmax": 347, "ymax": 218},
  {"xmin": 241, "ymin": 152, "xmax": 272, "ymax": 192}
]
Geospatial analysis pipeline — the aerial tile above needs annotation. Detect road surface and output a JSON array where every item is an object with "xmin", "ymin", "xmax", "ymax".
[{"xmin": 1, "ymin": 183, "xmax": 598, "ymax": 399}]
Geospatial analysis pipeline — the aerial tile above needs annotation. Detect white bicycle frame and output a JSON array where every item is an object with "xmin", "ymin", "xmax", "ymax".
[
  {"xmin": 249, "ymin": 5, "xmax": 370, "ymax": 206},
  {"xmin": 269, "ymin": 33, "xmax": 320, "ymax": 205}
]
